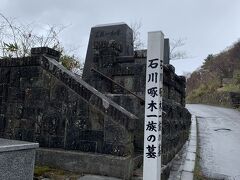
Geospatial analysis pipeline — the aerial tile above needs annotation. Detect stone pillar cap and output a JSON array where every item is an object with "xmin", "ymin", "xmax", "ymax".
[{"xmin": 31, "ymin": 47, "xmax": 61, "ymax": 61}]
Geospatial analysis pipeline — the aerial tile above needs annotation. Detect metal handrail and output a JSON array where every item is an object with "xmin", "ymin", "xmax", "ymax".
[
  {"xmin": 91, "ymin": 67, "xmax": 145, "ymax": 104},
  {"xmin": 91, "ymin": 67, "xmax": 167, "ymax": 114}
]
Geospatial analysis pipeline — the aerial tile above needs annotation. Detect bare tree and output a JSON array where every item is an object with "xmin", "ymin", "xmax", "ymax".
[
  {"xmin": 0, "ymin": 13, "xmax": 65, "ymax": 58},
  {"xmin": 130, "ymin": 21, "xmax": 187, "ymax": 60},
  {"xmin": 0, "ymin": 13, "xmax": 84, "ymax": 75},
  {"xmin": 170, "ymin": 38, "xmax": 188, "ymax": 60},
  {"xmin": 130, "ymin": 21, "xmax": 144, "ymax": 50}
]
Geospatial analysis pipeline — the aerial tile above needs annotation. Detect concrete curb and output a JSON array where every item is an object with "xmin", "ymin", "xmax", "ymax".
[
  {"xmin": 180, "ymin": 116, "xmax": 197, "ymax": 180},
  {"xmin": 168, "ymin": 116, "xmax": 197, "ymax": 180}
]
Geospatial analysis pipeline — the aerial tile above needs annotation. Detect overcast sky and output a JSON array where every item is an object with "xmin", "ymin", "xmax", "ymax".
[{"xmin": 1, "ymin": 0, "xmax": 239, "ymax": 75}]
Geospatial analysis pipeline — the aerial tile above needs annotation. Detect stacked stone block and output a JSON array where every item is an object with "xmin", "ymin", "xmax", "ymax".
[{"xmin": 0, "ymin": 49, "xmax": 137, "ymax": 157}]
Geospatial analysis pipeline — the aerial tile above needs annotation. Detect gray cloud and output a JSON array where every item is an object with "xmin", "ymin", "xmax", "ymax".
[{"xmin": 1, "ymin": 0, "xmax": 239, "ymax": 74}]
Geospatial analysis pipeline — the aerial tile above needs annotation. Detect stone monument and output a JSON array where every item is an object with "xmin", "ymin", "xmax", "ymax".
[{"xmin": 0, "ymin": 22, "xmax": 191, "ymax": 179}]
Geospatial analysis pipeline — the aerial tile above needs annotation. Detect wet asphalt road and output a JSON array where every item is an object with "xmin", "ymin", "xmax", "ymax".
[{"xmin": 187, "ymin": 104, "xmax": 240, "ymax": 180}]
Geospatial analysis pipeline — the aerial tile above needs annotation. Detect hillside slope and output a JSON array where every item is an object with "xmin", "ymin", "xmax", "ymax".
[{"xmin": 186, "ymin": 40, "xmax": 240, "ymax": 108}]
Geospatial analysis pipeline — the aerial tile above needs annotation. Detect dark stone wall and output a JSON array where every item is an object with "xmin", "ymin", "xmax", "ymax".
[
  {"xmin": 0, "ymin": 49, "xmax": 137, "ymax": 157},
  {"xmin": 161, "ymin": 99, "xmax": 191, "ymax": 165},
  {"xmin": 0, "ymin": 62, "xmax": 89, "ymax": 149}
]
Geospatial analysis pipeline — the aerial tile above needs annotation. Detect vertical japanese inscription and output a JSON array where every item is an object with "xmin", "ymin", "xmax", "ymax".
[{"xmin": 143, "ymin": 31, "xmax": 164, "ymax": 180}]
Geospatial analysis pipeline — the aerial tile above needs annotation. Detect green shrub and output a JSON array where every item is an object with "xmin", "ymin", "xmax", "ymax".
[{"xmin": 34, "ymin": 166, "xmax": 51, "ymax": 176}]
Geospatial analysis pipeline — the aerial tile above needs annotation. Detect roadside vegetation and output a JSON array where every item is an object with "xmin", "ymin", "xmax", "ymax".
[
  {"xmin": 34, "ymin": 166, "xmax": 82, "ymax": 179},
  {"xmin": 186, "ymin": 40, "xmax": 240, "ymax": 107},
  {"xmin": 0, "ymin": 13, "xmax": 84, "ymax": 76}
]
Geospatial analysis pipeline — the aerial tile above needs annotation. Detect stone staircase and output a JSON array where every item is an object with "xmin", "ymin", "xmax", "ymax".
[{"xmin": 41, "ymin": 55, "xmax": 138, "ymax": 130}]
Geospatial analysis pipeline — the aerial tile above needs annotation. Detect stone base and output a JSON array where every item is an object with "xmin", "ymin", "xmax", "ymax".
[
  {"xmin": 0, "ymin": 138, "xmax": 38, "ymax": 180},
  {"xmin": 35, "ymin": 148, "xmax": 135, "ymax": 180}
]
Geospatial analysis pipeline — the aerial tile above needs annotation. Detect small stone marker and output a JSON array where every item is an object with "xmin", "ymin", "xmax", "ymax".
[{"xmin": 143, "ymin": 31, "xmax": 164, "ymax": 180}]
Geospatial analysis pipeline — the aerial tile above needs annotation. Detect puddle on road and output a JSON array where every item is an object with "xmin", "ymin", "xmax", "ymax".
[{"xmin": 214, "ymin": 128, "xmax": 232, "ymax": 132}]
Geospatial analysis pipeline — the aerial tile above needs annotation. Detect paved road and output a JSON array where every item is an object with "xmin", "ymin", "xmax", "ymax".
[{"xmin": 187, "ymin": 104, "xmax": 240, "ymax": 180}]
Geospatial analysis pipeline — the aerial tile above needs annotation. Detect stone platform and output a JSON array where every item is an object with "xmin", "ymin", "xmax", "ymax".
[
  {"xmin": 36, "ymin": 148, "xmax": 138, "ymax": 180},
  {"xmin": 0, "ymin": 138, "xmax": 39, "ymax": 180}
]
